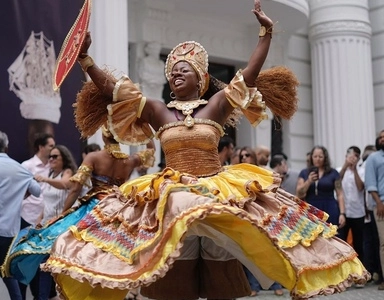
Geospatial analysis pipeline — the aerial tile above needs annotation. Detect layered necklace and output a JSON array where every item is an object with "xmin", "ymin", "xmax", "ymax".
[
  {"xmin": 167, "ymin": 99, "xmax": 208, "ymax": 127},
  {"xmin": 104, "ymin": 144, "xmax": 128, "ymax": 159}
]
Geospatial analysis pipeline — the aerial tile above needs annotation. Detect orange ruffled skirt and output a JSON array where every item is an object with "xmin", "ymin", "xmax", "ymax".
[{"xmin": 43, "ymin": 164, "xmax": 369, "ymax": 300}]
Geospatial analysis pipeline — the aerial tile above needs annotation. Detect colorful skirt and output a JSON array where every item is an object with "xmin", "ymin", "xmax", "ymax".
[
  {"xmin": 43, "ymin": 165, "xmax": 369, "ymax": 300},
  {"xmin": 2, "ymin": 198, "xmax": 98, "ymax": 285}
]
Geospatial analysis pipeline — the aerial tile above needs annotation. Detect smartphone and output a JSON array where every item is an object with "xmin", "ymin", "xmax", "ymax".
[{"xmin": 310, "ymin": 166, "xmax": 319, "ymax": 176}]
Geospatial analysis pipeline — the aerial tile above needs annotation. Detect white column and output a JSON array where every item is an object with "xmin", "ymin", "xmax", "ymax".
[
  {"xmin": 370, "ymin": 0, "xmax": 384, "ymax": 133},
  {"xmin": 308, "ymin": 0, "xmax": 375, "ymax": 166},
  {"xmin": 87, "ymin": 0, "xmax": 129, "ymax": 148}
]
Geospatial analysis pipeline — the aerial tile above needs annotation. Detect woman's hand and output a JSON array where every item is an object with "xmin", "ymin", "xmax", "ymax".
[
  {"xmin": 252, "ymin": 0, "xmax": 273, "ymax": 28},
  {"xmin": 308, "ymin": 170, "xmax": 319, "ymax": 182},
  {"xmin": 34, "ymin": 175, "xmax": 45, "ymax": 182},
  {"xmin": 79, "ymin": 31, "xmax": 92, "ymax": 57},
  {"xmin": 338, "ymin": 214, "xmax": 346, "ymax": 228}
]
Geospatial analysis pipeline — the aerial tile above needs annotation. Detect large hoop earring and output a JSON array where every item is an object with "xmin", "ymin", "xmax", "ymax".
[
  {"xmin": 197, "ymin": 82, "xmax": 202, "ymax": 94},
  {"xmin": 170, "ymin": 91, "xmax": 176, "ymax": 99}
]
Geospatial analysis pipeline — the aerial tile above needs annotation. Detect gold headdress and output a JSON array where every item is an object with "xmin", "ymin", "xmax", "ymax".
[{"xmin": 165, "ymin": 41, "xmax": 209, "ymax": 96}]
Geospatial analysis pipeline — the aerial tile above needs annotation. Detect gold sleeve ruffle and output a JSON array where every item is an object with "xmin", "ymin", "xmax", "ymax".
[
  {"xmin": 70, "ymin": 164, "xmax": 93, "ymax": 188},
  {"xmin": 136, "ymin": 148, "xmax": 156, "ymax": 168},
  {"xmin": 107, "ymin": 76, "xmax": 154, "ymax": 145},
  {"xmin": 224, "ymin": 67, "xmax": 299, "ymax": 126},
  {"xmin": 224, "ymin": 70, "xmax": 268, "ymax": 126}
]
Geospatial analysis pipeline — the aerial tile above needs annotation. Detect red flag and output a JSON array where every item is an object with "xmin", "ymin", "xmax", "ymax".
[{"xmin": 53, "ymin": 0, "xmax": 91, "ymax": 91}]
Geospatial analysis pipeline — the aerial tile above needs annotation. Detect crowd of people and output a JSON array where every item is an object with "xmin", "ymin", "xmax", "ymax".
[
  {"xmin": 0, "ymin": 1, "xmax": 381, "ymax": 300},
  {"xmin": 219, "ymin": 135, "xmax": 384, "ymax": 294}
]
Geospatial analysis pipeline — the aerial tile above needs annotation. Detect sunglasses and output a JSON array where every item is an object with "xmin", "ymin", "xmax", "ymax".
[
  {"xmin": 241, "ymin": 153, "xmax": 250, "ymax": 159},
  {"xmin": 49, "ymin": 154, "xmax": 60, "ymax": 160}
]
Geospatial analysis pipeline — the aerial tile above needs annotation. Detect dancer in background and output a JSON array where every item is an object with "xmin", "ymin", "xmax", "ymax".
[{"xmin": 3, "ymin": 127, "xmax": 154, "ymax": 293}]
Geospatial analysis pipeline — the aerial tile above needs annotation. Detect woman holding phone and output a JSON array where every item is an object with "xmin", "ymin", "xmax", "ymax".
[{"xmin": 296, "ymin": 145, "xmax": 346, "ymax": 228}]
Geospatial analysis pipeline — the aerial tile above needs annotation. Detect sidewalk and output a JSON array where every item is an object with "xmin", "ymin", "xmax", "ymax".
[
  {"xmin": 236, "ymin": 281, "xmax": 382, "ymax": 300},
  {"xmin": 1, "ymin": 279, "xmax": 383, "ymax": 299}
]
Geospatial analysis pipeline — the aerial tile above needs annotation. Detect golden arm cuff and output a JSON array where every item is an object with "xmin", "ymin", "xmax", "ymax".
[
  {"xmin": 70, "ymin": 164, "xmax": 93, "ymax": 187},
  {"xmin": 136, "ymin": 149, "xmax": 155, "ymax": 168},
  {"xmin": 78, "ymin": 55, "xmax": 94, "ymax": 73}
]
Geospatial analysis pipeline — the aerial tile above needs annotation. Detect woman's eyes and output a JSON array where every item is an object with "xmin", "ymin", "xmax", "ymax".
[{"xmin": 171, "ymin": 69, "xmax": 190, "ymax": 76}]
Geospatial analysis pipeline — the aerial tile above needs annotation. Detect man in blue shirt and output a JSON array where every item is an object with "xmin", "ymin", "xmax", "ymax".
[
  {"xmin": 0, "ymin": 131, "xmax": 41, "ymax": 300},
  {"xmin": 365, "ymin": 129, "xmax": 384, "ymax": 291}
]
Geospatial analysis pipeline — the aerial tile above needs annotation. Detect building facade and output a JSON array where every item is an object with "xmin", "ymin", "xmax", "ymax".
[{"xmin": 87, "ymin": 0, "xmax": 384, "ymax": 170}]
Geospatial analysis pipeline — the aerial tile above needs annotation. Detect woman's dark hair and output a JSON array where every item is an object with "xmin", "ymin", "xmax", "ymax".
[
  {"xmin": 308, "ymin": 145, "xmax": 332, "ymax": 174},
  {"xmin": 270, "ymin": 154, "xmax": 286, "ymax": 169},
  {"xmin": 52, "ymin": 145, "xmax": 78, "ymax": 174},
  {"xmin": 83, "ymin": 143, "xmax": 101, "ymax": 154}
]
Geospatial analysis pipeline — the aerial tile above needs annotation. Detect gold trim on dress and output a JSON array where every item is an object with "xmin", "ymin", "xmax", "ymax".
[
  {"xmin": 155, "ymin": 118, "xmax": 225, "ymax": 139},
  {"xmin": 112, "ymin": 75, "xmax": 129, "ymax": 102},
  {"xmin": 167, "ymin": 99, "xmax": 208, "ymax": 128}
]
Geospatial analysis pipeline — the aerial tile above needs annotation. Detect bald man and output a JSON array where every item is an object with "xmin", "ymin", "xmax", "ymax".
[{"xmin": 255, "ymin": 145, "xmax": 270, "ymax": 168}]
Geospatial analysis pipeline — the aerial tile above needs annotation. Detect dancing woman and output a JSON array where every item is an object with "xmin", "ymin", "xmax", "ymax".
[{"xmin": 43, "ymin": 1, "xmax": 368, "ymax": 299}]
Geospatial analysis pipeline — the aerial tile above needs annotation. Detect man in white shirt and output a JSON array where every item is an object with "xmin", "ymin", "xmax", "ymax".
[
  {"xmin": 19, "ymin": 132, "xmax": 55, "ymax": 299},
  {"xmin": 338, "ymin": 146, "xmax": 365, "ymax": 284},
  {"xmin": 20, "ymin": 133, "xmax": 55, "ymax": 228}
]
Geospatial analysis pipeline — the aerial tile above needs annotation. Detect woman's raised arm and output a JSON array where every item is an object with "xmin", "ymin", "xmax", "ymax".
[
  {"xmin": 77, "ymin": 32, "xmax": 116, "ymax": 97},
  {"xmin": 242, "ymin": 0, "xmax": 274, "ymax": 86}
]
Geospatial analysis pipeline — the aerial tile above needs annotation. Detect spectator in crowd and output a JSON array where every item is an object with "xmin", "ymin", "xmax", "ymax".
[
  {"xmin": 34, "ymin": 145, "xmax": 78, "ymax": 225},
  {"xmin": 81, "ymin": 143, "xmax": 101, "ymax": 160},
  {"xmin": 19, "ymin": 132, "xmax": 55, "ymax": 299},
  {"xmin": 255, "ymin": 144, "xmax": 270, "ymax": 168},
  {"xmin": 296, "ymin": 145, "xmax": 346, "ymax": 228},
  {"xmin": 240, "ymin": 146, "xmax": 257, "ymax": 165},
  {"xmin": 338, "ymin": 146, "xmax": 365, "ymax": 287},
  {"xmin": 218, "ymin": 136, "xmax": 235, "ymax": 166},
  {"xmin": 32, "ymin": 145, "xmax": 77, "ymax": 300},
  {"xmin": 230, "ymin": 147, "xmax": 241, "ymax": 165},
  {"xmin": 270, "ymin": 153, "xmax": 299, "ymax": 195},
  {"xmin": 306, "ymin": 151, "xmax": 311, "ymax": 168},
  {"xmin": 365, "ymin": 129, "xmax": 384, "ymax": 290},
  {"xmin": 0, "ymin": 130, "xmax": 41, "ymax": 300},
  {"xmin": 360, "ymin": 144, "xmax": 383, "ymax": 284},
  {"xmin": 21, "ymin": 132, "xmax": 55, "ymax": 227}
]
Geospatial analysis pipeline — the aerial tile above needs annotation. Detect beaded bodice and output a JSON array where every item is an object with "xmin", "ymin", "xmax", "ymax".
[{"xmin": 157, "ymin": 120, "xmax": 224, "ymax": 177}]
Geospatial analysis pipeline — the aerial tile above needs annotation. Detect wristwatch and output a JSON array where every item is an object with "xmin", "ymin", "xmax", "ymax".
[{"xmin": 259, "ymin": 26, "xmax": 267, "ymax": 37}]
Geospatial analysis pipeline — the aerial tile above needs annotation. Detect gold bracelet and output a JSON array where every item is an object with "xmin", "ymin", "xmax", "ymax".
[
  {"xmin": 79, "ymin": 52, "xmax": 88, "ymax": 59},
  {"xmin": 78, "ymin": 55, "xmax": 94, "ymax": 73},
  {"xmin": 259, "ymin": 25, "xmax": 273, "ymax": 38}
]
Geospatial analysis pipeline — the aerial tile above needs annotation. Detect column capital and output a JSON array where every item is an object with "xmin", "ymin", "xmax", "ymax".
[
  {"xmin": 309, "ymin": 0, "xmax": 371, "ymax": 40},
  {"xmin": 309, "ymin": 20, "xmax": 371, "ymax": 40}
]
